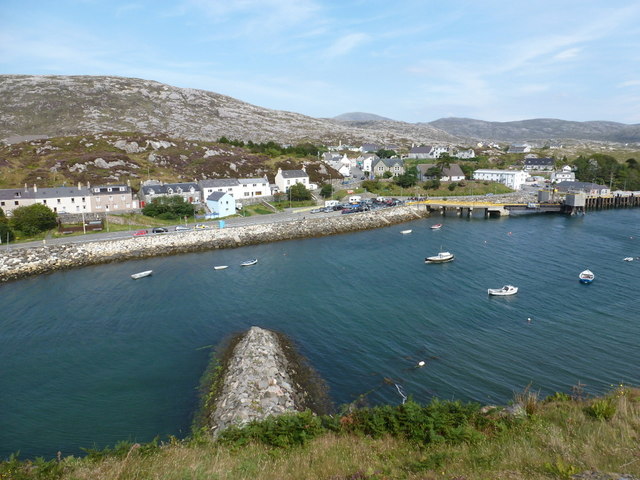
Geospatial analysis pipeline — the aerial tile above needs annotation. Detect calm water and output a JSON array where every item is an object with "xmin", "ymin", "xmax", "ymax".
[{"xmin": 1, "ymin": 209, "xmax": 639, "ymax": 458}]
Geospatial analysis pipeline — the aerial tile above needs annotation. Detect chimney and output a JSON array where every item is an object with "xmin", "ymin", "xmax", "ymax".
[
  {"xmin": 33, "ymin": 184, "xmax": 37, "ymax": 193},
  {"xmin": 24, "ymin": 183, "xmax": 27, "ymax": 192},
  {"xmin": 78, "ymin": 181, "xmax": 82, "ymax": 190},
  {"xmin": 87, "ymin": 181, "xmax": 91, "ymax": 190}
]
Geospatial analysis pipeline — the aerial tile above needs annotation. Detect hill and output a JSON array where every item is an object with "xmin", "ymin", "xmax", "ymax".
[
  {"xmin": 428, "ymin": 117, "xmax": 640, "ymax": 143},
  {"xmin": 0, "ymin": 132, "xmax": 338, "ymax": 190},
  {"xmin": 0, "ymin": 75, "xmax": 459, "ymax": 146}
]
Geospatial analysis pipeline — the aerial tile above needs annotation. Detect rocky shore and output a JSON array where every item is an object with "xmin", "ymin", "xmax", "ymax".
[{"xmin": 0, "ymin": 205, "xmax": 429, "ymax": 283}]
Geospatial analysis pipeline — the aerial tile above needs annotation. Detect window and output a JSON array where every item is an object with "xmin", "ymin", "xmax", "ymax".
[
  {"xmin": 57, "ymin": 199, "xmax": 61, "ymax": 204},
  {"xmin": 0, "ymin": 201, "xmax": 3, "ymax": 206},
  {"xmin": 71, "ymin": 198, "xmax": 75, "ymax": 203},
  {"xmin": 14, "ymin": 201, "xmax": 18, "ymax": 205}
]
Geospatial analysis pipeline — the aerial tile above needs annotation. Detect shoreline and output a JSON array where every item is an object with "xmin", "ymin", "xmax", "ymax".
[{"xmin": 0, "ymin": 205, "xmax": 429, "ymax": 284}]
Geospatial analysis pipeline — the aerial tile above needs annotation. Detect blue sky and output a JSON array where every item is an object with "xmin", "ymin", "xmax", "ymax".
[{"xmin": 2, "ymin": 0, "xmax": 640, "ymax": 124}]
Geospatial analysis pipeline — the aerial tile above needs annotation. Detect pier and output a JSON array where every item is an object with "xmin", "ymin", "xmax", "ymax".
[{"xmin": 408, "ymin": 191, "xmax": 640, "ymax": 218}]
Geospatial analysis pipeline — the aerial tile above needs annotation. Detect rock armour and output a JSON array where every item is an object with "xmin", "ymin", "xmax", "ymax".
[
  {"xmin": 208, "ymin": 326, "xmax": 300, "ymax": 436},
  {"xmin": 0, "ymin": 205, "xmax": 429, "ymax": 283}
]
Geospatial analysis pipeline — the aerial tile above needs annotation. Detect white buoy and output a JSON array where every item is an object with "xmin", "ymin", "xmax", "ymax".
[
  {"xmin": 527, "ymin": 317, "xmax": 532, "ymax": 323},
  {"xmin": 418, "ymin": 361, "xmax": 426, "ymax": 367}
]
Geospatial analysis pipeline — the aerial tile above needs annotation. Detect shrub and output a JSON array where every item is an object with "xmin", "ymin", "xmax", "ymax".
[{"xmin": 585, "ymin": 397, "xmax": 617, "ymax": 421}]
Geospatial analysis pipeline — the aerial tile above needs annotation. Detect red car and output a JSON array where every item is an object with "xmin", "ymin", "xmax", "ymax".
[{"xmin": 133, "ymin": 229, "xmax": 148, "ymax": 236}]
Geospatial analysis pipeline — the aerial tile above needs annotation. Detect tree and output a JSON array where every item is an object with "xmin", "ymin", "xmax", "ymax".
[
  {"xmin": 142, "ymin": 195, "xmax": 195, "ymax": 220},
  {"xmin": 383, "ymin": 171, "xmax": 393, "ymax": 179},
  {"xmin": 0, "ymin": 207, "xmax": 15, "ymax": 243},
  {"xmin": 288, "ymin": 183, "xmax": 311, "ymax": 201},
  {"xmin": 320, "ymin": 183, "xmax": 333, "ymax": 198},
  {"xmin": 376, "ymin": 149, "xmax": 396, "ymax": 159},
  {"xmin": 395, "ymin": 166, "xmax": 418, "ymax": 188},
  {"xmin": 10, "ymin": 203, "xmax": 57, "ymax": 236}
]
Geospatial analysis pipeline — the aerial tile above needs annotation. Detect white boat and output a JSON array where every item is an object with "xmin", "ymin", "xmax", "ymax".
[
  {"xmin": 425, "ymin": 251, "xmax": 454, "ymax": 263},
  {"xmin": 579, "ymin": 269, "xmax": 595, "ymax": 284},
  {"xmin": 240, "ymin": 259, "xmax": 258, "ymax": 266},
  {"xmin": 488, "ymin": 285, "xmax": 518, "ymax": 296},
  {"xmin": 131, "ymin": 270, "xmax": 153, "ymax": 279},
  {"xmin": 213, "ymin": 265, "xmax": 228, "ymax": 270},
  {"xmin": 400, "ymin": 229, "xmax": 412, "ymax": 234},
  {"xmin": 623, "ymin": 257, "xmax": 634, "ymax": 262},
  {"xmin": 430, "ymin": 224, "xmax": 443, "ymax": 230}
]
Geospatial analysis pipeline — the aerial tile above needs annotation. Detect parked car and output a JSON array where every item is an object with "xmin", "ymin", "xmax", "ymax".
[
  {"xmin": 175, "ymin": 225, "xmax": 190, "ymax": 231},
  {"xmin": 152, "ymin": 227, "xmax": 168, "ymax": 233},
  {"xmin": 194, "ymin": 223, "xmax": 208, "ymax": 229},
  {"xmin": 133, "ymin": 229, "xmax": 148, "ymax": 237},
  {"xmin": 310, "ymin": 208, "xmax": 323, "ymax": 214}
]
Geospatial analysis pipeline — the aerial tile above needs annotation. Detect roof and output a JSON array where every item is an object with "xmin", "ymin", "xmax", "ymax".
[
  {"xmin": 525, "ymin": 157, "xmax": 555, "ymax": 165},
  {"xmin": 280, "ymin": 169, "xmax": 308, "ymax": 178},
  {"xmin": 141, "ymin": 182, "xmax": 199, "ymax": 195},
  {"xmin": 0, "ymin": 188, "xmax": 36, "ymax": 201},
  {"xmin": 199, "ymin": 179, "xmax": 239, "ymax": 188},
  {"xmin": 556, "ymin": 181, "xmax": 608, "ymax": 191},
  {"xmin": 409, "ymin": 146, "xmax": 433, "ymax": 154},
  {"xmin": 206, "ymin": 191, "xmax": 231, "ymax": 201},
  {"xmin": 418, "ymin": 163, "xmax": 465, "ymax": 177},
  {"xmin": 34, "ymin": 186, "xmax": 91, "ymax": 198},
  {"xmin": 238, "ymin": 178, "xmax": 269, "ymax": 185}
]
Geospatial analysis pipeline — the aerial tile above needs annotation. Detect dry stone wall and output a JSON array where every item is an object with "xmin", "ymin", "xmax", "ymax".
[{"xmin": 0, "ymin": 205, "xmax": 429, "ymax": 283}]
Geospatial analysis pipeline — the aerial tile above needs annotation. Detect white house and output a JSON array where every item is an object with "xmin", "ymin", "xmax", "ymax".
[
  {"xmin": 140, "ymin": 182, "xmax": 200, "ymax": 206},
  {"xmin": 551, "ymin": 166, "xmax": 575, "ymax": 183},
  {"xmin": 205, "ymin": 191, "xmax": 236, "ymax": 218},
  {"xmin": 473, "ymin": 169, "xmax": 528, "ymax": 190},
  {"xmin": 338, "ymin": 163, "xmax": 351, "ymax": 178},
  {"xmin": 199, "ymin": 177, "xmax": 271, "ymax": 202},
  {"xmin": 358, "ymin": 154, "xmax": 379, "ymax": 175},
  {"xmin": 524, "ymin": 158, "xmax": 555, "ymax": 172},
  {"xmin": 274, "ymin": 167, "xmax": 310, "ymax": 192},
  {"xmin": 455, "ymin": 148, "xmax": 476, "ymax": 159}
]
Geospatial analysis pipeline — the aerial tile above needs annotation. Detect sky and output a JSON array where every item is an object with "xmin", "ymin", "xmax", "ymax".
[{"xmin": 2, "ymin": 0, "xmax": 640, "ymax": 124}]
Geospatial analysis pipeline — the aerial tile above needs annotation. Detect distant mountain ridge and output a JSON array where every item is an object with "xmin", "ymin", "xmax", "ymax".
[
  {"xmin": 427, "ymin": 117, "xmax": 640, "ymax": 144},
  {"xmin": 0, "ymin": 75, "xmax": 458, "ymax": 146},
  {"xmin": 334, "ymin": 113, "xmax": 640, "ymax": 144}
]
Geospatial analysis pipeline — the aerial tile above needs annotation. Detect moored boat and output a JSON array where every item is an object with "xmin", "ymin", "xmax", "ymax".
[
  {"xmin": 623, "ymin": 257, "xmax": 634, "ymax": 262},
  {"xmin": 488, "ymin": 285, "xmax": 518, "ymax": 296},
  {"xmin": 579, "ymin": 269, "xmax": 594, "ymax": 284},
  {"xmin": 240, "ymin": 259, "xmax": 258, "ymax": 266},
  {"xmin": 131, "ymin": 270, "xmax": 153, "ymax": 279},
  {"xmin": 430, "ymin": 224, "xmax": 443, "ymax": 230},
  {"xmin": 400, "ymin": 229, "xmax": 412, "ymax": 234},
  {"xmin": 213, "ymin": 265, "xmax": 229, "ymax": 270},
  {"xmin": 425, "ymin": 251, "xmax": 454, "ymax": 263}
]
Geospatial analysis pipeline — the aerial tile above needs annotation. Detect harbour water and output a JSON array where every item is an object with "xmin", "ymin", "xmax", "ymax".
[{"xmin": 1, "ymin": 208, "xmax": 638, "ymax": 459}]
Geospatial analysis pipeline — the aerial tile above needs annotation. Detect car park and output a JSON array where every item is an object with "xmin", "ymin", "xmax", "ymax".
[
  {"xmin": 152, "ymin": 227, "xmax": 168, "ymax": 233},
  {"xmin": 133, "ymin": 229, "xmax": 148, "ymax": 236}
]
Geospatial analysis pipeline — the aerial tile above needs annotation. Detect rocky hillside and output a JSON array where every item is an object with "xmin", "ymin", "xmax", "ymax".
[
  {"xmin": 0, "ymin": 75, "xmax": 459, "ymax": 146},
  {"xmin": 0, "ymin": 132, "xmax": 338, "ymax": 190},
  {"xmin": 428, "ymin": 117, "xmax": 640, "ymax": 144}
]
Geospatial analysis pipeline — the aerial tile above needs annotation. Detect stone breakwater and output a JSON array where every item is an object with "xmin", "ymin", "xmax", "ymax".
[
  {"xmin": 207, "ymin": 326, "xmax": 305, "ymax": 436},
  {"xmin": 0, "ymin": 205, "xmax": 428, "ymax": 283}
]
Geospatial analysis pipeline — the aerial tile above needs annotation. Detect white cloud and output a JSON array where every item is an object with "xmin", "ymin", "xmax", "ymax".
[
  {"xmin": 324, "ymin": 33, "xmax": 370, "ymax": 58},
  {"xmin": 553, "ymin": 48, "xmax": 581, "ymax": 61}
]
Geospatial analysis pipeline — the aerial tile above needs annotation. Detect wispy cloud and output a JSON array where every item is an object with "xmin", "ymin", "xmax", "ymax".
[{"xmin": 324, "ymin": 33, "xmax": 370, "ymax": 58}]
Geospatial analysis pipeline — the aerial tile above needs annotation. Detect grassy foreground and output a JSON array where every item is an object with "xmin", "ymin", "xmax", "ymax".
[{"xmin": 3, "ymin": 386, "xmax": 639, "ymax": 480}]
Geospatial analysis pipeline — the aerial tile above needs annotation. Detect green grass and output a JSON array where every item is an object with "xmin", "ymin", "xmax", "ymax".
[{"xmin": 3, "ymin": 386, "xmax": 639, "ymax": 480}]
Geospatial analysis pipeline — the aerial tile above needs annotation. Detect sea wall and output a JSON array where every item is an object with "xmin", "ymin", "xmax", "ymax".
[
  {"xmin": 0, "ymin": 205, "xmax": 429, "ymax": 283},
  {"xmin": 206, "ymin": 326, "xmax": 305, "ymax": 436}
]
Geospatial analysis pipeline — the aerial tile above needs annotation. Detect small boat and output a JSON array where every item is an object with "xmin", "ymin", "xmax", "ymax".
[
  {"xmin": 131, "ymin": 270, "xmax": 153, "ymax": 279},
  {"xmin": 623, "ymin": 257, "xmax": 634, "ymax": 262},
  {"xmin": 425, "ymin": 251, "xmax": 454, "ymax": 263},
  {"xmin": 579, "ymin": 269, "xmax": 594, "ymax": 284},
  {"xmin": 213, "ymin": 265, "xmax": 229, "ymax": 270},
  {"xmin": 488, "ymin": 285, "xmax": 518, "ymax": 296},
  {"xmin": 430, "ymin": 224, "xmax": 443, "ymax": 230},
  {"xmin": 400, "ymin": 229, "xmax": 412, "ymax": 234},
  {"xmin": 240, "ymin": 259, "xmax": 258, "ymax": 267}
]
